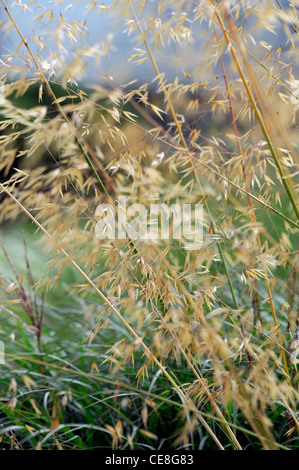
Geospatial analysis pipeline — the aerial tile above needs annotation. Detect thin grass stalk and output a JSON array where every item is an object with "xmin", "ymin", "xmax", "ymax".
[
  {"xmin": 275, "ymin": 0, "xmax": 298, "ymax": 34},
  {"xmin": 54, "ymin": 82, "xmax": 299, "ymax": 230},
  {"xmin": 194, "ymin": 0, "xmax": 299, "ymax": 166},
  {"xmin": 201, "ymin": 329, "xmax": 279, "ymax": 450},
  {"xmin": 0, "ymin": 181, "xmax": 225, "ymax": 450},
  {"xmin": 1, "ymin": 0, "xmax": 115, "ymax": 196},
  {"xmin": 151, "ymin": 248, "xmax": 281, "ymax": 449},
  {"xmin": 2, "ymin": 179, "xmax": 282, "ymax": 448},
  {"xmin": 211, "ymin": 295, "xmax": 299, "ymax": 431},
  {"xmin": 4, "ymin": 353, "xmax": 290, "ymax": 448},
  {"xmin": 212, "ymin": 1, "xmax": 299, "ymax": 221},
  {"xmin": 214, "ymin": 27, "xmax": 291, "ymax": 380},
  {"xmin": 117, "ymin": 245, "xmax": 243, "ymax": 449},
  {"xmin": 1, "ymin": 5, "xmax": 220, "ymax": 428},
  {"xmin": 129, "ymin": 2, "xmax": 239, "ymax": 311},
  {"xmin": 34, "ymin": 99, "xmax": 242, "ymax": 446}
]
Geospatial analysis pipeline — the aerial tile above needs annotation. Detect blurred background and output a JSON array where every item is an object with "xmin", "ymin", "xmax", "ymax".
[
  {"xmin": 0, "ymin": 0, "xmax": 199, "ymax": 84},
  {"xmin": 1, "ymin": 0, "xmax": 296, "ymax": 86}
]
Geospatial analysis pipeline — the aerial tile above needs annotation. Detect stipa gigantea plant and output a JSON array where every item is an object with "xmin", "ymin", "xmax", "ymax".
[{"xmin": 0, "ymin": 0, "xmax": 299, "ymax": 449}]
